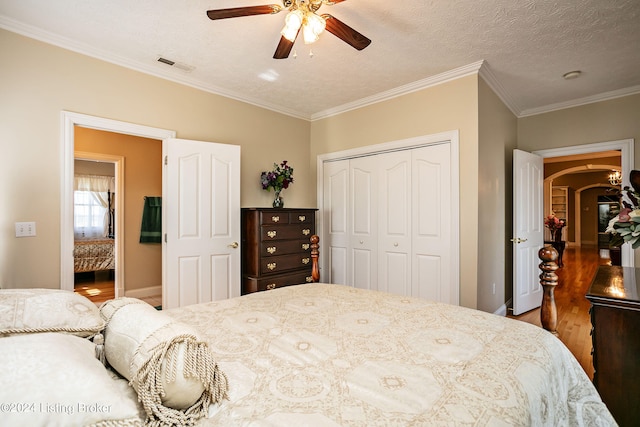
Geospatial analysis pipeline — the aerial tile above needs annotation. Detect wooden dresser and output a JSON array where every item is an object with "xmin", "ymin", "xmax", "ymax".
[
  {"xmin": 586, "ymin": 265, "xmax": 640, "ymax": 426},
  {"xmin": 241, "ymin": 208, "xmax": 317, "ymax": 294}
]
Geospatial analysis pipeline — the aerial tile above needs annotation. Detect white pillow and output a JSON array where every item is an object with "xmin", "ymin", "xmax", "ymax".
[
  {"xmin": 100, "ymin": 297, "xmax": 228, "ymax": 425},
  {"xmin": 0, "ymin": 332, "xmax": 143, "ymax": 426},
  {"xmin": 0, "ymin": 288, "xmax": 104, "ymax": 337}
]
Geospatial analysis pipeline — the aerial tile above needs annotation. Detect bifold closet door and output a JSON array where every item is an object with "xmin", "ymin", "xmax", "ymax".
[
  {"xmin": 350, "ymin": 155, "xmax": 378, "ymax": 290},
  {"xmin": 378, "ymin": 150, "xmax": 412, "ymax": 295},
  {"xmin": 322, "ymin": 160, "xmax": 349, "ymax": 285},
  {"xmin": 411, "ymin": 144, "xmax": 452, "ymax": 303}
]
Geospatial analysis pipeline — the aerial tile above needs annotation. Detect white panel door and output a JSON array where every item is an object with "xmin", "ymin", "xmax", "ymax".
[
  {"xmin": 378, "ymin": 151, "xmax": 412, "ymax": 296},
  {"xmin": 412, "ymin": 144, "xmax": 453, "ymax": 303},
  {"xmin": 350, "ymin": 155, "xmax": 378, "ymax": 290},
  {"xmin": 163, "ymin": 138, "xmax": 241, "ymax": 309},
  {"xmin": 512, "ymin": 149, "xmax": 544, "ymax": 315},
  {"xmin": 323, "ymin": 160, "xmax": 349, "ymax": 285}
]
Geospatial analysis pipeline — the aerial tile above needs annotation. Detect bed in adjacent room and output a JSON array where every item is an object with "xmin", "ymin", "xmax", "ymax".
[{"xmin": 73, "ymin": 238, "xmax": 115, "ymax": 273}]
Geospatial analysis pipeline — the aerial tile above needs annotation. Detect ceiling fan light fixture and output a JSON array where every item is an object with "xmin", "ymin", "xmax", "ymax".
[
  {"xmin": 302, "ymin": 12, "xmax": 326, "ymax": 44},
  {"xmin": 281, "ymin": 9, "xmax": 304, "ymax": 42}
]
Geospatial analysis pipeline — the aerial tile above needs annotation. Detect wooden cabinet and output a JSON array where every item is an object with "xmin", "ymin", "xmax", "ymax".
[
  {"xmin": 241, "ymin": 208, "xmax": 317, "ymax": 294},
  {"xmin": 586, "ymin": 266, "xmax": 640, "ymax": 426}
]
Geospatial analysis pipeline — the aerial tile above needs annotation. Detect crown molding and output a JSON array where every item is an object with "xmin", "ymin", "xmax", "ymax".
[
  {"xmin": 518, "ymin": 85, "xmax": 640, "ymax": 117},
  {"xmin": 0, "ymin": 16, "xmax": 310, "ymax": 120},
  {"xmin": 3, "ymin": 15, "xmax": 638, "ymax": 122},
  {"xmin": 310, "ymin": 61, "xmax": 485, "ymax": 121}
]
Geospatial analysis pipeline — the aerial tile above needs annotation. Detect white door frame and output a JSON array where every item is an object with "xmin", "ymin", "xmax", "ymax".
[
  {"xmin": 316, "ymin": 130, "xmax": 460, "ymax": 302},
  {"xmin": 60, "ymin": 111, "xmax": 176, "ymax": 292},
  {"xmin": 534, "ymin": 138, "xmax": 634, "ymax": 267},
  {"xmin": 73, "ymin": 151, "xmax": 125, "ymax": 297}
]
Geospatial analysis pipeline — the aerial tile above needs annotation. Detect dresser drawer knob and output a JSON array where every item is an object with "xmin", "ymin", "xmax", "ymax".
[
  {"xmin": 302, "ymin": 258, "xmax": 310, "ymax": 265},
  {"xmin": 306, "ymin": 276, "xmax": 313, "ymax": 283},
  {"xmin": 267, "ymin": 230, "xmax": 277, "ymax": 238},
  {"xmin": 267, "ymin": 262, "xmax": 277, "ymax": 271},
  {"xmin": 266, "ymin": 283, "xmax": 276, "ymax": 290},
  {"xmin": 271, "ymin": 216, "xmax": 280, "ymax": 223},
  {"xmin": 298, "ymin": 215, "xmax": 306, "ymax": 222},
  {"xmin": 302, "ymin": 229, "xmax": 310, "ymax": 236},
  {"xmin": 267, "ymin": 246, "xmax": 277, "ymax": 254},
  {"xmin": 302, "ymin": 243, "xmax": 310, "ymax": 250}
]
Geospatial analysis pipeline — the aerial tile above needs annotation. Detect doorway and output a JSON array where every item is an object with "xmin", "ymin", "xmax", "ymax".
[
  {"xmin": 60, "ymin": 111, "xmax": 176, "ymax": 295},
  {"xmin": 535, "ymin": 138, "xmax": 633, "ymax": 267},
  {"xmin": 73, "ymin": 153, "xmax": 123, "ymax": 303}
]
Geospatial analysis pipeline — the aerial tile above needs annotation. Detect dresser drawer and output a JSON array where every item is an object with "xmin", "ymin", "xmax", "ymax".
[
  {"xmin": 243, "ymin": 271, "xmax": 314, "ymax": 293},
  {"xmin": 260, "ymin": 253, "xmax": 312, "ymax": 275},
  {"xmin": 261, "ymin": 239, "xmax": 311, "ymax": 257},
  {"xmin": 260, "ymin": 224, "xmax": 313, "ymax": 241},
  {"xmin": 289, "ymin": 212, "xmax": 313, "ymax": 224}
]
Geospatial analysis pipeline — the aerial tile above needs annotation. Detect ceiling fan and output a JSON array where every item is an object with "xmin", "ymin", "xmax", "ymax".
[{"xmin": 206, "ymin": 0, "xmax": 371, "ymax": 59}]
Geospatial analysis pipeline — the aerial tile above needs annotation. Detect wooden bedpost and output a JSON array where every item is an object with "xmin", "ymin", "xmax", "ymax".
[
  {"xmin": 310, "ymin": 235, "xmax": 320, "ymax": 282},
  {"xmin": 538, "ymin": 245, "xmax": 559, "ymax": 335}
]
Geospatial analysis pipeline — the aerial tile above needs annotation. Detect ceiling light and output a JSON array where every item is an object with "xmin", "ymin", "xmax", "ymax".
[
  {"xmin": 562, "ymin": 70, "xmax": 582, "ymax": 80},
  {"xmin": 281, "ymin": 9, "xmax": 304, "ymax": 42},
  {"xmin": 608, "ymin": 170, "xmax": 622, "ymax": 186},
  {"xmin": 303, "ymin": 12, "xmax": 326, "ymax": 44}
]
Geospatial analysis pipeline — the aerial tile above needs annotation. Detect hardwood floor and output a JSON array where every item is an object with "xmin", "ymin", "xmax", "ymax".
[
  {"xmin": 508, "ymin": 244, "xmax": 611, "ymax": 380},
  {"xmin": 74, "ymin": 270, "xmax": 115, "ymax": 304}
]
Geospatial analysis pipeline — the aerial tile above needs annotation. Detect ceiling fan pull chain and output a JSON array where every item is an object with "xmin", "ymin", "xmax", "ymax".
[
  {"xmin": 309, "ymin": 49, "xmax": 314, "ymax": 58},
  {"xmin": 293, "ymin": 50, "xmax": 298, "ymax": 59}
]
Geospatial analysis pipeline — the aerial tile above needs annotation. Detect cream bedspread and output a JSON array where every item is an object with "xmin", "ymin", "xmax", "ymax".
[{"xmin": 166, "ymin": 283, "xmax": 616, "ymax": 426}]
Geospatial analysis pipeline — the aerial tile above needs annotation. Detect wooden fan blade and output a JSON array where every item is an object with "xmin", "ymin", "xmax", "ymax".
[
  {"xmin": 321, "ymin": 14, "xmax": 371, "ymax": 50},
  {"xmin": 207, "ymin": 5, "xmax": 282, "ymax": 20},
  {"xmin": 273, "ymin": 32, "xmax": 298, "ymax": 59}
]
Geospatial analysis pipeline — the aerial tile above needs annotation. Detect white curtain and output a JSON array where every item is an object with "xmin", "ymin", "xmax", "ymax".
[{"xmin": 74, "ymin": 174, "xmax": 115, "ymax": 240}]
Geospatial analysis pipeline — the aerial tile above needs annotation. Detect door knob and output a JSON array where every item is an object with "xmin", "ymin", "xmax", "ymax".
[
  {"xmin": 510, "ymin": 237, "xmax": 527, "ymax": 244},
  {"xmin": 228, "ymin": 241, "xmax": 239, "ymax": 249}
]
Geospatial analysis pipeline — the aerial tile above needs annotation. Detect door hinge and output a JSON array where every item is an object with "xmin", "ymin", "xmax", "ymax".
[
  {"xmin": 164, "ymin": 155, "xmax": 168, "ymax": 166},
  {"xmin": 164, "ymin": 233, "xmax": 167, "ymax": 243}
]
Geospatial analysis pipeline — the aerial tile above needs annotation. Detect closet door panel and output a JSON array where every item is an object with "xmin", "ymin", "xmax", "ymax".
[
  {"xmin": 378, "ymin": 151, "xmax": 411, "ymax": 295},
  {"xmin": 350, "ymin": 156, "xmax": 377, "ymax": 290},
  {"xmin": 323, "ymin": 160, "xmax": 349, "ymax": 285},
  {"xmin": 412, "ymin": 144, "xmax": 452, "ymax": 303}
]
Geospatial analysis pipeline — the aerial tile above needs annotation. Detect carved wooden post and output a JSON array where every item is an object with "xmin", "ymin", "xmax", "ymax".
[
  {"xmin": 310, "ymin": 235, "xmax": 320, "ymax": 283},
  {"xmin": 539, "ymin": 245, "xmax": 559, "ymax": 335}
]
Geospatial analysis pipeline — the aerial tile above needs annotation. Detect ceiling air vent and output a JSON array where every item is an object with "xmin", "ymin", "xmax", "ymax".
[{"xmin": 156, "ymin": 56, "xmax": 195, "ymax": 72}]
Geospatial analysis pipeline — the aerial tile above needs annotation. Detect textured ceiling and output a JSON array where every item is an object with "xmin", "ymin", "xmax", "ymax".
[{"xmin": 1, "ymin": 0, "xmax": 639, "ymax": 120}]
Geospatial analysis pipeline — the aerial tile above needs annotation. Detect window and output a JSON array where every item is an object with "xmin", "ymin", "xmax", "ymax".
[{"xmin": 74, "ymin": 191, "xmax": 107, "ymax": 240}]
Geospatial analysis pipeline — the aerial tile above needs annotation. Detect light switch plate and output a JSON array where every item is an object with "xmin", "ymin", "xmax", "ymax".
[{"xmin": 15, "ymin": 222, "xmax": 36, "ymax": 237}]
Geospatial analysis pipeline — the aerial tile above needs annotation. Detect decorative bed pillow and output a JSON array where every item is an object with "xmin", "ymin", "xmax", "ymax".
[
  {"xmin": 0, "ymin": 332, "xmax": 143, "ymax": 426},
  {"xmin": 0, "ymin": 288, "xmax": 104, "ymax": 337},
  {"xmin": 100, "ymin": 297, "xmax": 228, "ymax": 425}
]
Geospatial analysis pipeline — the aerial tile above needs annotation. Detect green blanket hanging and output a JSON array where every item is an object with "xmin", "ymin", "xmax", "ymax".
[{"xmin": 140, "ymin": 196, "xmax": 162, "ymax": 243}]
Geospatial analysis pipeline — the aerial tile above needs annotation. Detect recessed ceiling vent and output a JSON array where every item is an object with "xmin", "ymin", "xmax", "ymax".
[{"xmin": 156, "ymin": 56, "xmax": 195, "ymax": 72}]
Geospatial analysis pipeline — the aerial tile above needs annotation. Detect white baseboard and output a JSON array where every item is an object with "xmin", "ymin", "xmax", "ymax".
[
  {"xmin": 494, "ymin": 298, "xmax": 512, "ymax": 317},
  {"xmin": 125, "ymin": 285, "xmax": 161, "ymax": 299}
]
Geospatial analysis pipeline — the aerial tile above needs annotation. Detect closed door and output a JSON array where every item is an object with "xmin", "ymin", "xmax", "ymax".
[
  {"xmin": 322, "ymin": 142, "xmax": 455, "ymax": 304},
  {"xmin": 163, "ymin": 138, "xmax": 241, "ymax": 309},
  {"xmin": 350, "ymin": 155, "xmax": 378, "ymax": 290}
]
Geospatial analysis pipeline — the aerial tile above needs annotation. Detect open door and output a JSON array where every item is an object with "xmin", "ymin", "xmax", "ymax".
[
  {"xmin": 163, "ymin": 138, "xmax": 241, "ymax": 309},
  {"xmin": 512, "ymin": 149, "xmax": 544, "ymax": 315}
]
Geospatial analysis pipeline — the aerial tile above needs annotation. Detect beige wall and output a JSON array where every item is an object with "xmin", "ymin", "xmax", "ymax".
[
  {"xmin": 518, "ymin": 93, "xmax": 640, "ymax": 264},
  {"xmin": 0, "ymin": 29, "xmax": 310, "ymax": 290},
  {"xmin": 478, "ymin": 79, "xmax": 518, "ymax": 313},
  {"xmin": 310, "ymin": 76, "xmax": 481, "ymax": 309},
  {"xmin": 75, "ymin": 127, "xmax": 162, "ymax": 291},
  {"xmin": 518, "ymin": 94, "xmax": 640, "ymax": 165}
]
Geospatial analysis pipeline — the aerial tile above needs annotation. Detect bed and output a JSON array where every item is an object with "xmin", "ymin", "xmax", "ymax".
[
  {"xmin": 73, "ymin": 238, "xmax": 115, "ymax": 273},
  {"xmin": 163, "ymin": 282, "xmax": 614, "ymax": 426},
  {"xmin": 0, "ymin": 237, "xmax": 615, "ymax": 427}
]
